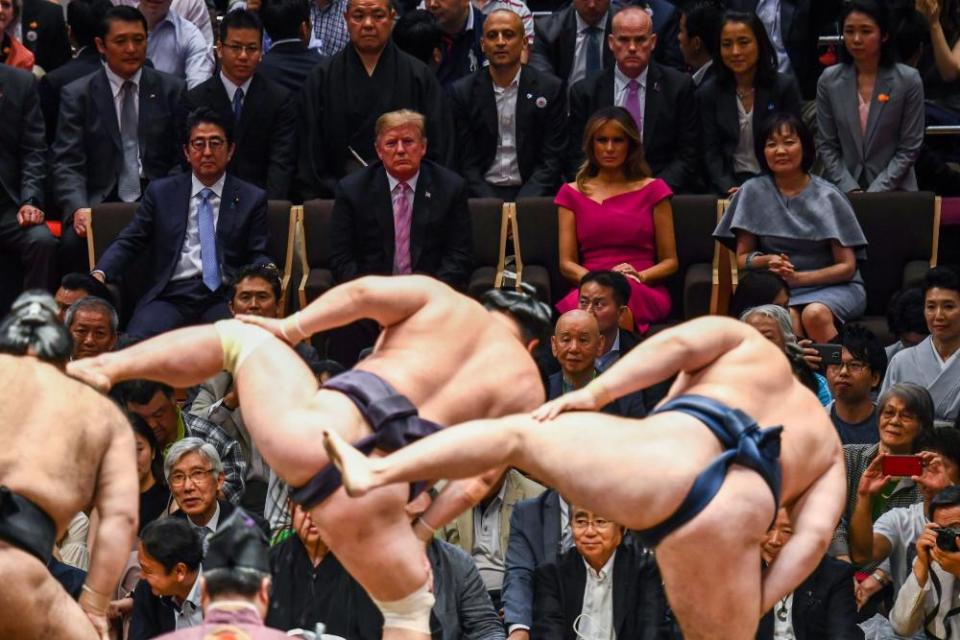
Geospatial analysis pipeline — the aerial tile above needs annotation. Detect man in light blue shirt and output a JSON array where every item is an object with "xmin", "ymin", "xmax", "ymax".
[{"xmin": 139, "ymin": 0, "xmax": 213, "ymax": 88}]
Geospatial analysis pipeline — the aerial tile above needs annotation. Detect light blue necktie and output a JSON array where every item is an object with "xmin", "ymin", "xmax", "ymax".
[{"xmin": 198, "ymin": 188, "xmax": 221, "ymax": 291}]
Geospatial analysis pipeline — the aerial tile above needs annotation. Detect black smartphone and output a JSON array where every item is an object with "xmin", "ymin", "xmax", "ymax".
[{"xmin": 810, "ymin": 343, "xmax": 842, "ymax": 366}]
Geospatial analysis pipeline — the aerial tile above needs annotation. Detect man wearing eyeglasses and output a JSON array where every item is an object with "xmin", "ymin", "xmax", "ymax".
[
  {"xmin": 825, "ymin": 324, "xmax": 888, "ymax": 445},
  {"xmin": 184, "ymin": 9, "xmax": 297, "ymax": 199},
  {"xmin": 92, "ymin": 106, "xmax": 273, "ymax": 341}
]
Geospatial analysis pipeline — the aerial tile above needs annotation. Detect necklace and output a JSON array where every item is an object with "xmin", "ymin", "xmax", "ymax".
[
  {"xmin": 736, "ymin": 87, "xmax": 755, "ymax": 100},
  {"xmin": 776, "ymin": 595, "xmax": 789, "ymax": 622}
]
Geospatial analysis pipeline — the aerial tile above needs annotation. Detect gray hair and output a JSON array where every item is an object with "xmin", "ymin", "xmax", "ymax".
[
  {"xmin": 164, "ymin": 437, "xmax": 223, "ymax": 482},
  {"xmin": 740, "ymin": 304, "xmax": 797, "ymax": 344},
  {"xmin": 878, "ymin": 383, "xmax": 936, "ymax": 434},
  {"xmin": 64, "ymin": 296, "xmax": 119, "ymax": 335}
]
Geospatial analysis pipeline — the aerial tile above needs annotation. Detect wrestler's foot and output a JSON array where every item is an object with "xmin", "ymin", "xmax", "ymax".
[
  {"xmin": 323, "ymin": 429, "xmax": 376, "ymax": 497},
  {"xmin": 66, "ymin": 357, "xmax": 113, "ymax": 393}
]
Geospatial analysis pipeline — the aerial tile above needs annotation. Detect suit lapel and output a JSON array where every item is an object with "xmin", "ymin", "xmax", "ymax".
[
  {"xmin": 477, "ymin": 71, "xmax": 498, "ymax": 140},
  {"xmin": 91, "ymin": 70, "xmax": 122, "ymax": 150},
  {"xmin": 410, "ymin": 164, "xmax": 432, "ymax": 269},
  {"xmin": 559, "ymin": 8, "xmax": 577, "ymax": 79},
  {"xmin": 864, "ymin": 65, "xmax": 894, "ymax": 151},
  {"xmin": 137, "ymin": 69, "xmax": 158, "ymax": 153},
  {"xmin": 236, "ymin": 75, "xmax": 265, "ymax": 145},
  {"xmin": 612, "ymin": 547, "xmax": 629, "ymax": 635},
  {"xmin": 780, "ymin": 0, "xmax": 797, "ymax": 46},
  {"xmin": 217, "ymin": 174, "xmax": 238, "ymax": 242},
  {"xmin": 643, "ymin": 64, "xmax": 664, "ymax": 148},
  {"xmin": 165, "ymin": 174, "xmax": 194, "ymax": 283},
  {"xmin": 718, "ymin": 85, "xmax": 738, "ymax": 143},
  {"xmin": 566, "ymin": 552, "xmax": 587, "ymax": 624},
  {"xmin": 516, "ymin": 67, "xmax": 537, "ymax": 157},
  {"xmin": 839, "ymin": 65, "xmax": 865, "ymax": 158},
  {"xmin": 543, "ymin": 491, "xmax": 562, "ymax": 562}
]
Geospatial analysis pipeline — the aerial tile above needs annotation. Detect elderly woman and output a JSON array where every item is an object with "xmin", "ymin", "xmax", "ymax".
[
  {"xmin": 715, "ymin": 112, "xmax": 868, "ymax": 342},
  {"xmin": 0, "ymin": 0, "xmax": 35, "ymax": 69}
]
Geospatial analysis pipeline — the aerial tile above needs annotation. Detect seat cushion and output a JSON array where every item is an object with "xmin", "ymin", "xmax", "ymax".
[
  {"xmin": 683, "ymin": 262, "xmax": 712, "ymax": 320},
  {"xmin": 304, "ymin": 268, "xmax": 335, "ymax": 305},
  {"xmin": 520, "ymin": 265, "xmax": 553, "ymax": 305},
  {"xmin": 468, "ymin": 267, "xmax": 498, "ymax": 300}
]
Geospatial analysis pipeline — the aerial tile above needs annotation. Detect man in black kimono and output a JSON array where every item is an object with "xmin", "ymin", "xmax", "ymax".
[{"xmin": 295, "ymin": 0, "xmax": 448, "ymax": 199}]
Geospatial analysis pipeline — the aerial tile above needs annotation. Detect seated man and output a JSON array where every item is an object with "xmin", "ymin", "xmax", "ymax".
[
  {"xmin": 130, "ymin": 518, "xmax": 204, "ymax": 639},
  {"xmin": 184, "ymin": 10, "xmax": 297, "ymax": 200},
  {"xmin": 322, "ymin": 315, "xmax": 847, "ymax": 639},
  {"xmin": 449, "ymin": 9, "xmax": 565, "ymax": 201},
  {"xmin": 54, "ymin": 272, "xmax": 114, "ymax": 322},
  {"xmin": 68, "ymin": 277, "xmax": 551, "ymax": 640},
  {"xmin": 756, "ymin": 509, "xmax": 862, "ymax": 640},
  {"xmin": 890, "ymin": 486, "xmax": 960, "ymax": 638},
  {"xmin": 165, "ymin": 438, "xmax": 269, "ymax": 542},
  {"xmin": 576, "ymin": 270, "xmax": 637, "ymax": 372},
  {"xmin": 549, "ymin": 309, "xmax": 645, "ymax": 418},
  {"xmin": 533, "ymin": 505, "xmax": 671, "ymax": 639},
  {"xmin": 677, "ymin": 0, "xmax": 720, "ymax": 88},
  {"xmin": 439, "ymin": 468, "xmax": 544, "ymax": 610},
  {"xmin": 424, "ymin": 0, "xmax": 485, "ymax": 87},
  {"xmin": 138, "ymin": 0, "xmax": 213, "ymax": 88},
  {"xmin": 53, "ymin": 5, "xmax": 186, "ymax": 273},
  {"xmin": 155, "ymin": 509, "xmax": 287, "ymax": 639},
  {"xmin": 883, "ymin": 267, "xmax": 960, "ymax": 428},
  {"xmin": 92, "ymin": 107, "xmax": 273, "ymax": 341},
  {"xmin": 257, "ymin": 0, "xmax": 323, "ymax": 93},
  {"xmin": 529, "ymin": 0, "xmax": 612, "ymax": 91},
  {"xmin": 65, "ymin": 296, "xmax": 119, "ymax": 360},
  {"xmin": 119, "ymin": 380, "xmax": 247, "ymax": 502},
  {"xmin": 825, "ymin": 324, "xmax": 887, "ymax": 445}
]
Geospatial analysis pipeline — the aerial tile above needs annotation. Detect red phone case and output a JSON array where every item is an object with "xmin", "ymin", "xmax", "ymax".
[{"xmin": 882, "ymin": 455, "xmax": 923, "ymax": 477}]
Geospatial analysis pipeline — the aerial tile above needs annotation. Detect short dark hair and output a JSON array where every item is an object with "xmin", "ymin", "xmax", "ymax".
[
  {"xmin": 141, "ymin": 518, "xmax": 203, "ymax": 572},
  {"xmin": 203, "ymin": 567, "xmax": 269, "ymax": 598},
  {"xmin": 259, "ymin": 0, "xmax": 309, "ymax": 41},
  {"xmin": 886, "ymin": 287, "xmax": 929, "ymax": 338},
  {"xmin": 839, "ymin": 0, "xmax": 896, "ymax": 67},
  {"xmin": 69, "ymin": 0, "xmax": 112, "ymax": 48},
  {"xmin": 220, "ymin": 8, "xmax": 263, "ymax": 42},
  {"xmin": 929, "ymin": 485, "xmax": 960, "ymax": 522},
  {"xmin": 229, "ymin": 264, "xmax": 281, "ymax": 304},
  {"xmin": 728, "ymin": 271, "xmax": 789, "ymax": 319},
  {"xmin": 682, "ymin": 1, "xmax": 723, "ymax": 57},
  {"xmin": 482, "ymin": 286, "xmax": 553, "ymax": 345},
  {"xmin": 894, "ymin": 9, "xmax": 928, "ymax": 63},
  {"xmin": 579, "ymin": 271, "xmax": 631, "ymax": 308},
  {"xmin": 0, "ymin": 291, "xmax": 72, "ymax": 364},
  {"xmin": 116, "ymin": 379, "xmax": 175, "ymax": 406},
  {"xmin": 65, "ymin": 296, "xmax": 119, "ymax": 335},
  {"xmin": 393, "ymin": 9, "xmax": 442, "ymax": 64},
  {"xmin": 755, "ymin": 112, "xmax": 816, "ymax": 174},
  {"xmin": 184, "ymin": 106, "xmax": 234, "ymax": 146},
  {"xmin": 838, "ymin": 324, "xmax": 887, "ymax": 381},
  {"xmin": 915, "ymin": 428, "xmax": 960, "ymax": 477},
  {"xmin": 713, "ymin": 10, "xmax": 779, "ymax": 89},
  {"xmin": 101, "ymin": 5, "xmax": 147, "ymax": 39},
  {"xmin": 924, "ymin": 266, "xmax": 960, "ymax": 298},
  {"xmin": 59, "ymin": 272, "xmax": 115, "ymax": 306}
]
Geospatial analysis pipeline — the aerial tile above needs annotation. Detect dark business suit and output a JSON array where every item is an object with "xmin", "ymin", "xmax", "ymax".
[
  {"xmin": 0, "ymin": 65, "xmax": 57, "ymax": 293},
  {"xmin": 257, "ymin": 39, "xmax": 323, "ymax": 94},
  {"xmin": 547, "ymin": 371, "xmax": 646, "ymax": 417},
  {"xmin": 95, "ymin": 172, "xmax": 272, "ymax": 339},
  {"xmin": 626, "ymin": 0, "xmax": 685, "ymax": 71},
  {"xmin": 697, "ymin": 74, "xmax": 802, "ymax": 194},
  {"xmin": 529, "ymin": 6, "xmax": 613, "ymax": 89},
  {"xmin": 568, "ymin": 61, "xmax": 699, "ymax": 191},
  {"xmin": 37, "ymin": 46, "xmax": 102, "ymax": 144},
  {"xmin": 129, "ymin": 578, "xmax": 177, "ymax": 640},
  {"xmin": 18, "ymin": 0, "xmax": 71, "ymax": 72},
  {"xmin": 184, "ymin": 72, "xmax": 297, "ymax": 199},
  {"xmin": 328, "ymin": 160, "xmax": 473, "ymax": 289},
  {"xmin": 449, "ymin": 64, "xmax": 566, "ymax": 199},
  {"xmin": 171, "ymin": 500, "xmax": 270, "ymax": 537},
  {"xmin": 756, "ymin": 556, "xmax": 863, "ymax": 640},
  {"xmin": 533, "ymin": 539, "xmax": 672, "ymax": 640}
]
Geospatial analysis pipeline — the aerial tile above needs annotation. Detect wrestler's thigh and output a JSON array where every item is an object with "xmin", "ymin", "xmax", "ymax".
[
  {"xmin": 313, "ymin": 482, "xmax": 432, "ymax": 602},
  {"xmin": 654, "ymin": 467, "xmax": 774, "ymax": 640},
  {"xmin": 0, "ymin": 549, "xmax": 98, "ymax": 640}
]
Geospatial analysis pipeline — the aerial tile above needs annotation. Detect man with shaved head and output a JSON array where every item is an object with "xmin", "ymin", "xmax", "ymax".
[
  {"xmin": 450, "ymin": 8, "xmax": 566, "ymax": 200},
  {"xmin": 568, "ymin": 5, "xmax": 699, "ymax": 192}
]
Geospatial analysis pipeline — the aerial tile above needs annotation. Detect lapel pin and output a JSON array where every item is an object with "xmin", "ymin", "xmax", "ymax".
[
  {"xmin": 536, "ymin": 96, "xmax": 547, "ymax": 108},
  {"xmin": 653, "ymin": 81, "xmax": 661, "ymax": 92},
  {"xmin": 26, "ymin": 30, "xmax": 38, "ymax": 41},
  {"xmin": 878, "ymin": 93, "xmax": 890, "ymax": 103},
  {"xmin": 526, "ymin": 92, "xmax": 533, "ymax": 99},
  {"xmin": 28, "ymin": 21, "xmax": 38, "ymax": 28},
  {"xmin": 425, "ymin": 191, "xmax": 431, "ymax": 199}
]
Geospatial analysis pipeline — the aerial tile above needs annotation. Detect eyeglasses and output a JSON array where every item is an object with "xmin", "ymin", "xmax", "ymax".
[
  {"xmin": 572, "ymin": 517, "xmax": 615, "ymax": 532},
  {"xmin": 826, "ymin": 360, "xmax": 868, "ymax": 374},
  {"xmin": 189, "ymin": 137, "xmax": 226, "ymax": 151},
  {"xmin": 169, "ymin": 468, "xmax": 215, "ymax": 487},
  {"xmin": 221, "ymin": 42, "xmax": 260, "ymax": 55}
]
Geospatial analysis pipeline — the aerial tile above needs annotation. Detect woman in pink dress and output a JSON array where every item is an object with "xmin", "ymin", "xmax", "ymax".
[{"xmin": 555, "ymin": 106, "xmax": 678, "ymax": 333}]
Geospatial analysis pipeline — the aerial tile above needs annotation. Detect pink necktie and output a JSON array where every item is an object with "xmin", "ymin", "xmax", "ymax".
[
  {"xmin": 392, "ymin": 182, "xmax": 412, "ymax": 275},
  {"xmin": 625, "ymin": 80, "xmax": 643, "ymax": 135}
]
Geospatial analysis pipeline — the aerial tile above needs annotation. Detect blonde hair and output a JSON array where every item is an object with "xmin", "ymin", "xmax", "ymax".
[
  {"xmin": 575, "ymin": 107, "xmax": 651, "ymax": 194},
  {"xmin": 375, "ymin": 109, "xmax": 427, "ymax": 140}
]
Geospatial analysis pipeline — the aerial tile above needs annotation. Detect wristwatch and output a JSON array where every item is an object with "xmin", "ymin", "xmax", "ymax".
[
  {"xmin": 871, "ymin": 570, "xmax": 888, "ymax": 585},
  {"xmin": 745, "ymin": 251, "xmax": 763, "ymax": 270}
]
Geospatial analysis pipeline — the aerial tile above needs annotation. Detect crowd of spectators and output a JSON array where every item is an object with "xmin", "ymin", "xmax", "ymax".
[{"xmin": 3, "ymin": 0, "xmax": 960, "ymax": 637}]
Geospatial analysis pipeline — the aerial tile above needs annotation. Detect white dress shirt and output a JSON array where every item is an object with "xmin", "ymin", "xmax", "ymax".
[
  {"xmin": 173, "ymin": 174, "xmax": 226, "ymax": 281},
  {"xmin": 146, "ymin": 9, "xmax": 214, "ymax": 89},
  {"xmin": 578, "ymin": 550, "xmax": 617, "ymax": 640},
  {"xmin": 570, "ymin": 10, "xmax": 609, "ymax": 87},
  {"xmin": 733, "ymin": 97, "xmax": 760, "ymax": 175},
  {"xmin": 613, "ymin": 64, "xmax": 648, "ymax": 138},
  {"xmin": 484, "ymin": 68, "xmax": 523, "ymax": 187},
  {"xmin": 220, "ymin": 71, "xmax": 253, "ymax": 107}
]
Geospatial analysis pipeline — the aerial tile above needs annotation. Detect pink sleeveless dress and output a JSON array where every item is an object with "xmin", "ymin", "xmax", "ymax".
[{"xmin": 554, "ymin": 178, "xmax": 673, "ymax": 333}]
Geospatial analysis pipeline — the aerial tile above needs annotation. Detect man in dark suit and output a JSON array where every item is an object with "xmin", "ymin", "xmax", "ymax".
[
  {"xmin": 450, "ymin": 9, "xmax": 565, "ymax": 200},
  {"xmin": 17, "ymin": 0, "xmax": 71, "ymax": 71},
  {"xmin": 424, "ymin": 0, "xmax": 484, "ymax": 87},
  {"xmin": 93, "ymin": 107, "xmax": 273, "ymax": 341},
  {"xmin": 296, "ymin": 0, "xmax": 448, "ymax": 199},
  {"xmin": 529, "ymin": 0, "xmax": 613, "ymax": 91},
  {"xmin": 0, "ymin": 65, "xmax": 57, "ymax": 295},
  {"xmin": 677, "ymin": 0, "xmax": 721, "ymax": 88},
  {"xmin": 632, "ymin": 0, "xmax": 684, "ymax": 71},
  {"xmin": 258, "ymin": 0, "xmax": 323, "ymax": 93},
  {"xmin": 576, "ymin": 270, "xmax": 638, "ymax": 372},
  {"xmin": 53, "ymin": 5, "xmax": 185, "ymax": 273},
  {"xmin": 568, "ymin": 6, "xmax": 698, "ymax": 191},
  {"xmin": 533, "ymin": 506, "xmax": 672, "ymax": 640},
  {"xmin": 184, "ymin": 9, "xmax": 297, "ymax": 200},
  {"xmin": 37, "ymin": 0, "xmax": 112, "ymax": 143}
]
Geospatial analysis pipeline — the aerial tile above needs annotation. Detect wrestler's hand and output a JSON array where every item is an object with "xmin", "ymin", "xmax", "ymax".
[
  {"xmin": 83, "ymin": 612, "xmax": 110, "ymax": 640},
  {"xmin": 532, "ymin": 387, "xmax": 601, "ymax": 421},
  {"xmin": 66, "ymin": 356, "xmax": 113, "ymax": 393},
  {"xmin": 236, "ymin": 313, "xmax": 305, "ymax": 344}
]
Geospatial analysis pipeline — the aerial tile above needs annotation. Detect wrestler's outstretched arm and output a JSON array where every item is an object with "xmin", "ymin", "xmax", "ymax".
[
  {"xmin": 760, "ymin": 453, "xmax": 846, "ymax": 613},
  {"xmin": 415, "ymin": 469, "xmax": 508, "ymax": 540},
  {"xmin": 535, "ymin": 317, "xmax": 750, "ymax": 419}
]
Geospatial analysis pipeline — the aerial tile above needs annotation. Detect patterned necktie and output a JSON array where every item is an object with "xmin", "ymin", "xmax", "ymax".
[
  {"xmin": 198, "ymin": 188, "xmax": 221, "ymax": 291},
  {"xmin": 117, "ymin": 80, "xmax": 141, "ymax": 202},
  {"xmin": 625, "ymin": 80, "xmax": 643, "ymax": 135},
  {"xmin": 585, "ymin": 26, "xmax": 603, "ymax": 75},
  {"xmin": 392, "ymin": 182, "xmax": 412, "ymax": 275},
  {"xmin": 232, "ymin": 87, "xmax": 244, "ymax": 123}
]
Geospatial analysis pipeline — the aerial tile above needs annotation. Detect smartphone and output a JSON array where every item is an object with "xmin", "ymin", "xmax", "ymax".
[
  {"xmin": 810, "ymin": 343, "xmax": 842, "ymax": 366},
  {"xmin": 881, "ymin": 455, "xmax": 923, "ymax": 477}
]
